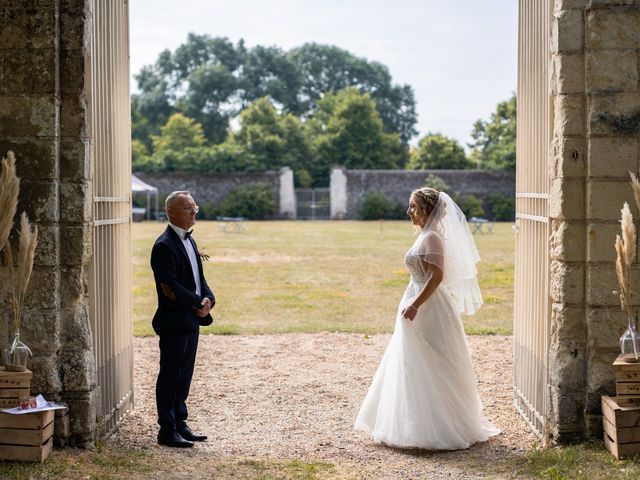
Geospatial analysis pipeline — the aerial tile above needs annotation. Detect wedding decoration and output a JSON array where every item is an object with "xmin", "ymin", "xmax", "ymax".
[
  {"xmin": 0, "ymin": 151, "xmax": 38, "ymax": 371},
  {"xmin": 616, "ymin": 173, "xmax": 640, "ymax": 362},
  {"xmin": 4, "ymin": 213, "xmax": 38, "ymax": 371}
]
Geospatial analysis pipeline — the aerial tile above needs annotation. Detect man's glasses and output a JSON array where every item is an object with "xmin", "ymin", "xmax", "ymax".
[{"xmin": 180, "ymin": 205, "xmax": 199, "ymax": 213}]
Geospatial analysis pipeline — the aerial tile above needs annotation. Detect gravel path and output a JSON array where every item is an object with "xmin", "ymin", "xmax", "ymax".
[{"xmin": 110, "ymin": 334, "xmax": 536, "ymax": 479}]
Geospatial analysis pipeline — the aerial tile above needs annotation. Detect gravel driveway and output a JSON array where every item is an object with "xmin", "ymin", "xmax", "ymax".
[{"xmin": 110, "ymin": 334, "xmax": 536, "ymax": 479}]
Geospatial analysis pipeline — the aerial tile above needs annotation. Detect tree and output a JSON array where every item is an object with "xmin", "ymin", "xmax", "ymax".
[
  {"xmin": 228, "ymin": 97, "xmax": 310, "ymax": 172},
  {"xmin": 468, "ymin": 94, "xmax": 516, "ymax": 171},
  {"xmin": 306, "ymin": 88, "xmax": 404, "ymax": 185},
  {"xmin": 408, "ymin": 133, "xmax": 473, "ymax": 169},
  {"xmin": 150, "ymin": 113, "xmax": 207, "ymax": 171},
  {"xmin": 287, "ymin": 43, "xmax": 417, "ymax": 144},
  {"xmin": 132, "ymin": 36, "xmax": 417, "ymax": 150}
]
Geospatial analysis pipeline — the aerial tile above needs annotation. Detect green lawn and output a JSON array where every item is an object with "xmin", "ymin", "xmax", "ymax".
[{"xmin": 133, "ymin": 220, "xmax": 514, "ymax": 336}]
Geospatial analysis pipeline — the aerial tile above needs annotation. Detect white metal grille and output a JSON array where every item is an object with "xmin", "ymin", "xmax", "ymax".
[
  {"xmin": 88, "ymin": 0, "xmax": 133, "ymax": 439},
  {"xmin": 513, "ymin": 0, "xmax": 553, "ymax": 440}
]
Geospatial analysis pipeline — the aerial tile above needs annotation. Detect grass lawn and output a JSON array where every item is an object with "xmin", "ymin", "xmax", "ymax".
[{"xmin": 133, "ymin": 220, "xmax": 514, "ymax": 336}]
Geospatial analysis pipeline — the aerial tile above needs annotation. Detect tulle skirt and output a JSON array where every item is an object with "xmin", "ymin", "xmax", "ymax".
[{"xmin": 354, "ymin": 282, "xmax": 500, "ymax": 450}]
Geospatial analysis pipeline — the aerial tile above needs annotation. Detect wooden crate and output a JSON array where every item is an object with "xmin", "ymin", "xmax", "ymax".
[
  {"xmin": 613, "ymin": 355, "xmax": 640, "ymax": 408},
  {"xmin": 0, "ymin": 409, "xmax": 54, "ymax": 462},
  {"xmin": 602, "ymin": 395, "xmax": 640, "ymax": 459},
  {"xmin": 0, "ymin": 367, "xmax": 32, "ymax": 409}
]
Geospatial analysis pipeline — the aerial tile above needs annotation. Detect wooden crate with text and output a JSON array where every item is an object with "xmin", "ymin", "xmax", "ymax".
[
  {"xmin": 613, "ymin": 355, "xmax": 640, "ymax": 407},
  {"xmin": 602, "ymin": 395, "xmax": 640, "ymax": 459},
  {"xmin": 0, "ymin": 409, "xmax": 54, "ymax": 462},
  {"xmin": 0, "ymin": 367, "xmax": 32, "ymax": 409}
]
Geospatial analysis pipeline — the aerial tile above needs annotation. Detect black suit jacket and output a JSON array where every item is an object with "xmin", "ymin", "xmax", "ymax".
[{"xmin": 151, "ymin": 226, "xmax": 215, "ymax": 336}]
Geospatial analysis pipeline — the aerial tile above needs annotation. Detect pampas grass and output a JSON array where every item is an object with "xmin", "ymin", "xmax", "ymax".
[
  {"xmin": 0, "ymin": 151, "xmax": 19, "ymax": 254},
  {"xmin": 615, "ymin": 202, "xmax": 635, "ymax": 315},
  {"xmin": 5, "ymin": 213, "xmax": 38, "ymax": 334}
]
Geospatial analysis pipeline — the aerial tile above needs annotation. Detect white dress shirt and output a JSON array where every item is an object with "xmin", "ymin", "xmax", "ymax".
[{"xmin": 169, "ymin": 223, "xmax": 202, "ymax": 297}]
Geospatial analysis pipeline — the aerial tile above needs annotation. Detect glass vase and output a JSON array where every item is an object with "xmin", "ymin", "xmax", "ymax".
[
  {"xmin": 620, "ymin": 317, "xmax": 640, "ymax": 363},
  {"xmin": 3, "ymin": 332, "xmax": 32, "ymax": 372}
]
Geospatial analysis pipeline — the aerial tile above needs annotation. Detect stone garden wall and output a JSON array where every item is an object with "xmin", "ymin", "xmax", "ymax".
[
  {"xmin": 330, "ymin": 168, "xmax": 515, "ymax": 219},
  {"xmin": 548, "ymin": 0, "xmax": 640, "ymax": 442},
  {"xmin": 135, "ymin": 168, "xmax": 296, "ymax": 218}
]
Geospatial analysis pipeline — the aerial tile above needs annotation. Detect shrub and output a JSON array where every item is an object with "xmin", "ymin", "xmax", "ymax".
[
  {"xmin": 197, "ymin": 202, "xmax": 218, "ymax": 220},
  {"xmin": 456, "ymin": 194, "xmax": 485, "ymax": 218},
  {"xmin": 219, "ymin": 183, "xmax": 276, "ymax": 220},
  {"xmin": 487, "ymin": 192, "xmax": 515, "ymax": 221},
  {"xmin": 423, "ymin": 174, "xmax": 450, "ymax": 192},
  {"xmin": 359, "ymin": 191, "xmax": 407, "ymax": 220}
]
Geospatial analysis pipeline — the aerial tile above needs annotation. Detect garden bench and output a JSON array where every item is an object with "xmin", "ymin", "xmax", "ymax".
[
  {"xmin": 216, "ymin": 216, "xmax": 247, "ymax": 233},
  {"xmin": 469, "ymin": 217, "xmax": 494, "ymax": 234}
]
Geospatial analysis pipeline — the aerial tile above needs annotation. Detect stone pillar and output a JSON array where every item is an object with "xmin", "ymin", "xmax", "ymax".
[
  {"xmin": 0, "ymin": 1, "xmax": 95, "ymax": 446},
  {"xmin": 549, "ymin": 0, "xmax": 640, "ymax": 442},
  {"xmin": 278, "ymin": 167, "xmax": 295, "ymax": 219},
  {"xmin": 330, "ymin": 167, "xmax": 347, "ymax": 219}
]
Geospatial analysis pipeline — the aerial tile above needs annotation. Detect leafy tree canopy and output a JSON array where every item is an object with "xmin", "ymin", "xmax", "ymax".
[
  {"xmin": 132, "ymin": 34, "xmax": 417, "ymax": 148},
  {"xmin": 408, "ymin": 132, "xmax": 473, "ymax": 169},
  {"xmin": 468, "ymin": 94, "xmax": 516, "ymax": 171},
  {"xmin": 306, "ymin": 88, "xmax": 404, "ymax": 184}
]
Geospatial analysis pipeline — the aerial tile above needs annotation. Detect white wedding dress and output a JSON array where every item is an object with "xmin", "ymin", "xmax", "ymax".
[{"xmin": 355, "ymin": 197, "xmax": 500, "ymax": 450}]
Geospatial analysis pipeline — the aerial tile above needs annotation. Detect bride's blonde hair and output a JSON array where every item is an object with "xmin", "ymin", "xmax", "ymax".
[{"xmin": 411, "ymin": 187, "xmax": 439, "ymax": 232}]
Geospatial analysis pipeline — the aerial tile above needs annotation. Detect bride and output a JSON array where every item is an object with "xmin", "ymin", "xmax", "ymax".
[{"xmin": 355, "ymin": 187, "xmax": 500, "ymax": 450}]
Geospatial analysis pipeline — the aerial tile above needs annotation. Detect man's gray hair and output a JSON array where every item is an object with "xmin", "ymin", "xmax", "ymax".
[{"xmin": 165, "ymin": 191, "xmax": 191, "ymax": 210}]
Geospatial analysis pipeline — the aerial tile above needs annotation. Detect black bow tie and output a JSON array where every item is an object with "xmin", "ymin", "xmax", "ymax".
[{"xmin": 184, "ymin": 230, "xmax": 193, "ymax": 240}]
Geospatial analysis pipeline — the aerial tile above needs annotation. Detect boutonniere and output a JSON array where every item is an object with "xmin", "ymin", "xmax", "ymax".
[{"xmin": 199, "ymin": 249, "xmax": 210, "ymax": 262}]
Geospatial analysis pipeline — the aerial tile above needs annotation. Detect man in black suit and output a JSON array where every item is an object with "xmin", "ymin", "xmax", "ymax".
[{"xmin": 151, "ymin": 191, "xmax": 215, "ymax": 448}]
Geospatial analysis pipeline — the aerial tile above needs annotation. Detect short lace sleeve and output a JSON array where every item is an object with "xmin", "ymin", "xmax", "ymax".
[{"xmin": 415, "ymin": 231, "xmax": 445, "ymax": 275}]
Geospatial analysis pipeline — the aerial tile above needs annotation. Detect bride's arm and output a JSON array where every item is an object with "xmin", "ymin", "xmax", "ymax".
[{"xmin": 401, "ymin": 261, "xmax": 443, "ymax": 321}]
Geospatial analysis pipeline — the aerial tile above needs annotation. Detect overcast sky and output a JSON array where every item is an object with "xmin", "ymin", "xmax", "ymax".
[{"xmin": 129, "ymin": 0, "xmax": 517, "ymax": 148}]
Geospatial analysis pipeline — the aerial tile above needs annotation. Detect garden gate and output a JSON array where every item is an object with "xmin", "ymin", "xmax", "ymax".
[
  {"xmin": 513, "ymin": 0, "xmax": 553, "ymax": 439},
  {"xmin": 88, "ymin": 0, "xmax": 134, "ymax": 438},
  {"xmin": 296, "ymin": 188, "xmax": 331, "ymax": 220}
]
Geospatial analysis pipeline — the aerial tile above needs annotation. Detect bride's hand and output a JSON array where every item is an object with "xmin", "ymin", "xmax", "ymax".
[{"xmin": 401, "ymin": 304, "xmax": 418, "ymax": 321}]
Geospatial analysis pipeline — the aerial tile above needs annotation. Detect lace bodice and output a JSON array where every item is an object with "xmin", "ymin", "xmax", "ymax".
[{"xmin": 404, "ymin": 231, "xmax": 445, "ymax": 285}]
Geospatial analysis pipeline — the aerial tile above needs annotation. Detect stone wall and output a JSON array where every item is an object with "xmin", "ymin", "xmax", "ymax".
[
  {"xmin": 0, "ymin": 1, "xmax": 95, "ymax": 446},
  {"xmin": 135, "ymin": 168, "xmax": 295, "ymax": 218},
  {"xmin": 331, "ymin": 168, "xmax": 515, "ymax": 219},
  {"xmin": 548, "ymin": 0, "xmax": 640, "ymax": 442}
]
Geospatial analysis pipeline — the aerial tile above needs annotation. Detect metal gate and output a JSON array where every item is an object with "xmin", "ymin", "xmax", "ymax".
[
  {"xmin": 296, "ymin": 188, "xmax": 330, "ymax": 219},
  {"xmin": 513, "ymin": 0, "xmax": 553, "ymax": 439},
  {"xmin": 88, "ymin": 0, "xmax": 134, "ymax": 439}
]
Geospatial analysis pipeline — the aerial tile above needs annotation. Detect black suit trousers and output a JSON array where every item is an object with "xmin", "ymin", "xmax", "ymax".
[{"xmin": 156, "ymin": 331, "xmax": 199, "ymax": 433}]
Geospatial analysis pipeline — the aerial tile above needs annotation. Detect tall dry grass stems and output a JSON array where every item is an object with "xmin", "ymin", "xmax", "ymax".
[
  {"xmin": 0, "ymin": 151, "xmax": 19, "ymax": 254},
  {"xmin": 0, "ymin": 150, "xmax": 38, "ymax": 336},
  {"xmin": 615, "ymin": 202, "xmax": 636, "ymax": 314},
  {"xmin": 5, "ymin": 213, "xmax": 38, "ymax": 333}
]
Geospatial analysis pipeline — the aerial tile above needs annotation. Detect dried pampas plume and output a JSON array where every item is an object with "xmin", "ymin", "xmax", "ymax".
[
  {"xmin": 0, "ymin": 150, "xmax": 20, "ymax": 254},
  {"xmin": 616, "ymin": 202, "xmax": 636, "ymax": 315},
  {"xmin": 6, "ymin": 213, "xmax": 38, "ymax": 333}
]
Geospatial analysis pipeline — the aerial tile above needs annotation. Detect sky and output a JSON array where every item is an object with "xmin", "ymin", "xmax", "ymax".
[{"xmin": 129, "ymin": 0, "xmax": 517, "ymax": 148}]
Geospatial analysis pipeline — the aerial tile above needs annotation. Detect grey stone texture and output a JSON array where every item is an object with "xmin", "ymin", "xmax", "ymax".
[
  {"xmin": 341, "ymin": 169, "xmax": 515, "ymax": 220},
  {"xmin": 548, "ymin": 1, "xmax": 640, "ymax": 442},
  {"xmin": 135, "ymin": 170, "xmax": 286, "ymax": 218},
  {"xmin": 0, "ymin": 1, "xmax": 95, "ymax": 445}
]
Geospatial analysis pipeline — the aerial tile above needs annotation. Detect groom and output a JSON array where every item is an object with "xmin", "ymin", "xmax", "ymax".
[{"xmin": 151, "ymin": 191, "xmax": 215, "ymax": 448}]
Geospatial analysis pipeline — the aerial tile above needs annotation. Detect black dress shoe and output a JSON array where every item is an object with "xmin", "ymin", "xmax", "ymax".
[
  {"xmin": 157, "ymin": 431, "xmax": 194, "ymax": 448},
  {"xmin": 178, "ymin": 425, "xmax": 208, "ymax": 442}
]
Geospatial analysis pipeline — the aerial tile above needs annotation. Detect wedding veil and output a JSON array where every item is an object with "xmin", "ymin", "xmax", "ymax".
[{"xmin": 421, "ymin": 192, "xmax": 483, "ymax": 315}]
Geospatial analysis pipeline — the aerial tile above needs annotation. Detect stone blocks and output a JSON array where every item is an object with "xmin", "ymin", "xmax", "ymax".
[
  {"xmin": 552, "ymin": 54, "xmax": 585, "ymax": 95},
  {"xmin": 550, "ymin": 177, "xmax": 585, "ymax": 220},
  {"xmin": 588, "ymin": 137, "xmax": 638, "ymax": 178},
  {"xmin": 553, "ymin": 9, "xmax": 585, "ymax": 53},
  {"xmin": 550, "ymin": 220, "xmax": 586, "ymax": 262},
  {"xmin": 587, "ymin": 8, "xmax": 640, "ymax": 49},
  {"xmin": 554, "ymin": 94, "xmax": 586, "ymax": 138},
  {"xmin": 586, "ymin": 49, "xmax": 638, "ymax": 93},
  {"xmin": 550, "ymin": 260, "xmax": 585, "ymax": 304},
  {"xmin": 551, "ymin": 136, "xmax": 586, "ymax": 179},
  {"xmin": 587, "ymin": 180, "xmax": 637, "ymax": 220}
]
